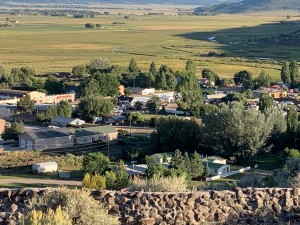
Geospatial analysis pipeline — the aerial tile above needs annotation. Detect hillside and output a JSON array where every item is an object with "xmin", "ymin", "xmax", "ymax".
[
  {"xmin": 195, "ymin": 0, "xmax": 300, "ymax": 14},
  {"xmin": 1, "ymin": 0, "xmax": 239, "ymax": 6}
]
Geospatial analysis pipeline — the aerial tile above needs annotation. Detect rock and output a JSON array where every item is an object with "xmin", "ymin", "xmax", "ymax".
[{"xmin": 10, "ymin": 204, "xmax": 18, "ymax": 213}]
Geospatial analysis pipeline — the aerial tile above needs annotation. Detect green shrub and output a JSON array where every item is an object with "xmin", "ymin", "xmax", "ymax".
[{"xmin": 82, "ymin": 173, "xmax": 106, "ymax": 190}]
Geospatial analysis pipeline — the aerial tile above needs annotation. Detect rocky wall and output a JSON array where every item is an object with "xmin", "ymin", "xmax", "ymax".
[{"xmin": 1, "ymin": 188, "xmax": 300, "ymax": 225}]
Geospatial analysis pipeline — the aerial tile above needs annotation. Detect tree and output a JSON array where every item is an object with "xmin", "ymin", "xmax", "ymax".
[
  {"xmin": 155, "ymin": 72, "xmax": 167, "ymax": 89},
  {"xmin": 166, "ymin": 73, "xmax": 177, "ymax": 90},
  {"xmin": 127, "ymin": 112, "xmax": 144, "ymax": 125},
  {"xmin": 85, "ymin": 23, "xmax": 94, "ymax": 29},
  {"xmin": 89, "ymin": 57, "xmax": 111, "ymax": 70},
  {"xmin": 281, "ymin": 61, "xmax": 291, "ymax": 83},
  {"xmin": 199, "ymin": 104, "xmax": 219, "ymax": 116},
  {"xmin": 234, "ymin": 70, "xmax": 253, "ymax": 88},
  {"xmin": 82, "ymin": 152, "xmax": 110, "ymax": 175},
  {"xmin": 134, "ymin": 101, "xmax": 143, "ymax": 110},
  {"xmin": 111, "ymin": 160, "xmax": 131, "ymax": 190},
  {"xmin": 185, "ymin": 60, "xmax": 196, "ymax": 74},
  {"xmin": 0, "ymin": 63, "xmax": 5, "ymax": 81},
  {"xmin": 287, "ymin": 106, "xmax": 299, "ymax": 134},
  {"xmin": 79, "ymin": 95, "xmax": 114, "ymax": 121},
  {"xmin": 57, "ymin": 100, "xmax": 72, "ymax": 118},
  {"xmin": 169, "ymin": 149, "xmax": 189, "ymax": 177},
  {"xmin": 146, "ymin": 96, "xmax": 160, "ymax": 112},
  {"xmin": 151, "ymin": 116, "xmax": 202, "ymax": 153},
  {"xmin": 202, "ymin": 69, "xmax": 219, "ymax": 85},
  {"xmin": 44, "ymin": 105, "xmax": 58, "ymax": 121},
  {"xmin": 190, "ymin": 152, "xmax": 204, "ymax": 179},
  {"xmin": 45, "ymin": 75, "xmax": 64, "ymax": 94},
  {"xmin": 290, "ymin": 60, "xmax": 299, "ymax": 82},
  {"xmin": 177, "ymin": 73, "xmax": 202, "ymax": 116},
  {"xmin": 202, "ymin": 102, "xmax": 275, "ymax": 161},
  {"xmin": 95, "ymin": 24, "xmax": 102, "ymax": 28},
  {"xmin": 128, "ymin": 58, "xmax": 139, "ymax": 73},
  {"xmin": 149, "ymin": 61, "xmax": 157, "ymax": 74},
  {"xmin": 259, "ymin": 93, "xmax": 273, "ymax": 111},
  {"xmin": 80, "ymin": 73, "xmax": 119, "ymax": 97},
  {"xmin": 219, "ymin": 78, "xmax": 234, "ymax": 87},
  {"xmin": 72, "ymin": 65, "xmax": 88, "ymax": 78},
  {"xmin": 2, "ymin": 121, "xmax": 24, "ymax": 141},
  {"xmin": 255, "ymin": 70, "xmax": 272, "ymax": 87},
  {"xmin": 203, "ymin": 162, "xmax": 210, "ymax": 177},
  {"xmin": 17, "ymin": 94, "xmax": 35, "ymax": 114}
]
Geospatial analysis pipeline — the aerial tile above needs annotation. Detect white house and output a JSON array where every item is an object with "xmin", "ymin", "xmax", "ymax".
[
  {"xmin": 32, "ymin": 162, "xmax": 58, "ymax": 173},
  {"xmin": 126, "ymin": 87, "xmax": 155, "ymax": 95},
  {"xmin": 150, "ymin": 152, "xmax": 173, "ymax": 164},
  {"xmin": 206, "ymin": 162, "xmax": 230, "ymax": 176}
]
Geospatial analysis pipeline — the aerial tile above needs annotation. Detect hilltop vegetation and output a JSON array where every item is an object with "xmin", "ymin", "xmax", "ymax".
[{"xmin": 195, "ymin": 0, "xmax": 300, "ymax": 14}]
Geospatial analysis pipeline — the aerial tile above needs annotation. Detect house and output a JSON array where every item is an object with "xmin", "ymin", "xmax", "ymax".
[
  {"xmin": 81, "ymin": 125, "xmax": 118, "ymax": 142},
  {"xmin": 205, "ymin": 94, "xmax": 227, "ymax": 103},
  {"xmin": 153, "ymin": 90, "xmax": 175, "ymax": 104},
  {"xmin": 126, "ymin": 87, "xmax": 155, "ymax": 96},
  {"xmin": 206, "ymin": 162, "xmax": 230, "ymax": 176},
  {"xmin": 202, "ymin": 156, "xmax": 227, "ymax": 164},
  {"xmin": 12, "ymin": 114, "xmax": 38, "ymax": 123},
  {"xmin": 0, "ymin": 107, "xmax": 14, "ymax": 120},
  {"xmin": 19, "ymin": 128, "xmax": 75, "ymax": 150},
  {"xmin": 253, "ymin": 87, "xmax": 288, "ymax": 99},
  {"xmin": 32, "ymin": 162, "xmax": 58, "ymax": 173},
  {"xmin": 73, "ymin": 129, "xmax": 100, "ymax": 144},
  {"xmin": 150, "ymin": 152, "xmax": 173, "ymax": 164},
  {"xmin": 51, "ymin": 117, "xmax": 85, "ymax": 127}
]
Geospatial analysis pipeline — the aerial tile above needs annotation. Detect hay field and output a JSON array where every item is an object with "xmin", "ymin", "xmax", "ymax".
[{"xmin": 0, "ymin": 12, "xmax": 300, "ymax": 79}]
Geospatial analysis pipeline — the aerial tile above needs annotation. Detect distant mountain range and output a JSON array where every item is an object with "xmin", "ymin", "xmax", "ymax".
[
  {"xmin": 1, "ymin": 0, "xmax": 239, "ymax": 6},
  {"xmin": 195, "ymin": 0, "xmax": 300, "ymax": 14}
]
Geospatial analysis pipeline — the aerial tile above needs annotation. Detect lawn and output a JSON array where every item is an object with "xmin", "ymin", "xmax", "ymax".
[
  {"xmin": 248, "ymin": 154, "xmax": 283, "ymax": 171},
  {"xmin": 0, "ymin": 11, "xmax": 299, "ymax": 79}
]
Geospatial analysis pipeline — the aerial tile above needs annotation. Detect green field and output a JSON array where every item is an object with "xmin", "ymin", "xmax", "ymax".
[{"xmin": 1, "ymin": 12, "xmax": 300, "ymax": 79}]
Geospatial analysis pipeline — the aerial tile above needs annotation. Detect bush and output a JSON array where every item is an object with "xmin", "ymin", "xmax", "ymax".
[
  {"xmin": 24, "ymin": 206, "xmax": 72, "ymax": 225},
  {"xmin": 28, "ymin": 188, "xmax": 119, "ymax": 225},
  {"xmin": 128, "ymin": 174, "xmax": 188, "ymax": 192},
  {"xmin": 82, "ymin": 173, "xmax": 106, "ymax": 190},
  {"xmin": 238, "ymin": 174, "xmax": 261, "ymax": 188}
]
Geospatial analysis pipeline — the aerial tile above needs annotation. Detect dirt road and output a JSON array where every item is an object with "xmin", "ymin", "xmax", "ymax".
[{"xmin": 0, "ymin": 178, "xmax": 81, "ymax": 187}]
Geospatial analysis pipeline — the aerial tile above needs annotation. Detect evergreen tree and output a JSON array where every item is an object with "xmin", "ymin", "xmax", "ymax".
[
  {"xmin": 287, "ymin": 106, "xmax": 299, "ymax": 134},
  {"xmin": 166, "ymin": 73, "xmax": 177, "ymax": 90},
  {"xmin": 259, "ymin": 93, "xmax": 273, "ymax": 111},
  {"xmin": 128, "ymin": 58, "xmax": 139, "ymax": 73},
  {"xmin": 190, "ymin": 152, "xmax": 204, "ymax": 179},
  {"xmin": 281, "ymin": 61, "xmax": 291, "ymax": 83},
  {"xmin": 17, "ymin": 94, "xmax": 35, "ymax": 114},
  {"xmin": 149, "ymin": 61, "xmax": 157, "ymax": 75},
  {"xmin": 185, "ymin": 60, "xmax": 196, "ymax": 74},
  {"xmin": 203, "ymin": 162, "xmax": 210, "ymax": 177},
  {"xmin": 155, "ymin": 72, "xmax": 167, "ymax": 89},
  {"xmin": 290, "ymin": 60, "xmax": 299, "ymax": 82},
  {"xmin": 112, "ymin": 160, "xmax": 131, "ymax": 190},
  {"xmin": 44, "ymin": 105, "xmax": 58, "ymax": 121},
  {"xmin": 169, "ymin": 149, "xmax": 188, "ymax": 176}
]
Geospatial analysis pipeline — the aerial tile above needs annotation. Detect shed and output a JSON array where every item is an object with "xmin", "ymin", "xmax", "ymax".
[{"xmin": 32, "ymin": 162, "xmax": 58, "ymax": 173}]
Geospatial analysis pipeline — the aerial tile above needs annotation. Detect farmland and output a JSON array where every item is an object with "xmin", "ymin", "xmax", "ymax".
[{"xmin": 1, "ymin": 9, "xmax": 300, "ymax": 79}]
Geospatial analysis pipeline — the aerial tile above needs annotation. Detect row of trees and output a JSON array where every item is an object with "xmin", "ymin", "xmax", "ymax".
[
  {"xmin": 151, "ymin": 102, "xmax": 299, "ymax": 162},
  {"xmin": 281, "ymin": 60, "xmax": 299, "ymax": 84}
]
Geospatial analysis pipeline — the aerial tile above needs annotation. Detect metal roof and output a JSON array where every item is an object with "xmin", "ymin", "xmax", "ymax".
[
  {"xmin": 20, "ymin": 128, "xmax": 73, "ymax": 140},
  {"xmin": 82, "ymin": 125, "xmax": 117, "ymax": 134}
]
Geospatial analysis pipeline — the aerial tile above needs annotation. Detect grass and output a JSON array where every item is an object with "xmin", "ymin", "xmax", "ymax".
[
  {"xmin": 248, "ymin": 154, "xmax": 283, "ymax": 170},
  {"xmin": 0, "ymin": 12, "xmax": 299, "ymax": 79}
]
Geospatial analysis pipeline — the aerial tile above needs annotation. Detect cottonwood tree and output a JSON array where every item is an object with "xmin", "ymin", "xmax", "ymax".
[
  {"xmin": 45, "ymin": 75, "xmax": 65, "ymax": 94},
  {"xmin": 185, "ymin": 60, "xmax": 196, "ymax": 74},
  {"xmin": 177, "ymin": 72, "xmax": 202, "ymax": 116},
  {"xmin": 234, "ymin": 70, "xmax": 253, "ymax": 88},
  {"xmin": 287, "ymin": 106, "xmax": 299, "ymax": 134},
  {"xmin": 255, "ymin": 70, "xmax": 272, "ymax": 87},
  {"xmin": 151, "ymin": 116, "xmax": 202, "ymax": 153},
  {"xmin": 79, "ymin": 95, "xmax": 114, "ymax": 121},
  {"xmin": 72, "ymin": 65, "xmax": 88, "ymax": 78},
  {"xmin": 89, "ymin": 57, "xmax": 111, "ymax": 70},
  {"xmin": 57, "ymin": 100, "xmax": 72, "ymax": 118},
  {"xmin": 202, "ymin": 102, "xmax": 274, "ymax": 161},
  {"xmin": 127, "ymin": 112, "xmax": 144, "ymax": 125},
  {"xmin": 17, "ymin": 94, "xmax": 35, "ymax": 114}
]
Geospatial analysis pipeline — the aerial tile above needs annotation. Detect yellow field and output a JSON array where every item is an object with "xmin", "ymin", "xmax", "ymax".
[{"xmin": 0, "ymin": 11, "xmax": 299, "ymax": 79}]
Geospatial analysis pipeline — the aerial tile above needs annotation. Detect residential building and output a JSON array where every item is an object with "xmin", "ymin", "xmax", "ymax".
[
  {"xmin": 0, "ymin": 107, "xmax": 15, "ymax": 119},
  {"xmin": 51, "ymin": 117, "xmax": 85, "ymax": 127},
  {"xmin": 206, "ymin": 162, "xmax": 230, "ymax": 176},
  {"xmin": 202, "ymin": 156, "xmax": 227, "ymax": 164},
  {"xmin": 253, "ymin": 87, "xmax": 288, "ymax": 99},
  {"xmin": 126, "ymin": 87, "xmax": 155, "ymax": 95},
  {"xmin": 19, "ymin": 128, "xmax": 75, "ymax": 150},
  {"xmin": 82, "ymin": 125, "xmax": 118, "ymax": 142},
  {"xmin": 150, "ymin": 152, "xmax": 173, "ymax": 164},
  {"xmin": 205, "ymin": 94, "xmax": 227, "ymax": 103},
  {"xmin": 12, "ymin": 114, "xmax": 38, "ymax": 123},
  {"xmin": 153, "ymin": 90, "xmax": 175, "ymax": 104}
]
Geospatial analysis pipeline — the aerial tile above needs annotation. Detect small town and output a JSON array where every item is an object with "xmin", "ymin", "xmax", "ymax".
[{"xmin": 0, "ymin": 0, "xmax": 300, "ymax": 224}]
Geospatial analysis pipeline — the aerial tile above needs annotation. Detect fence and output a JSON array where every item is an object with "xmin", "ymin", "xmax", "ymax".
[{"xmin": 206, "ymin": 166, "xmax": 251, "ymax": 182}]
